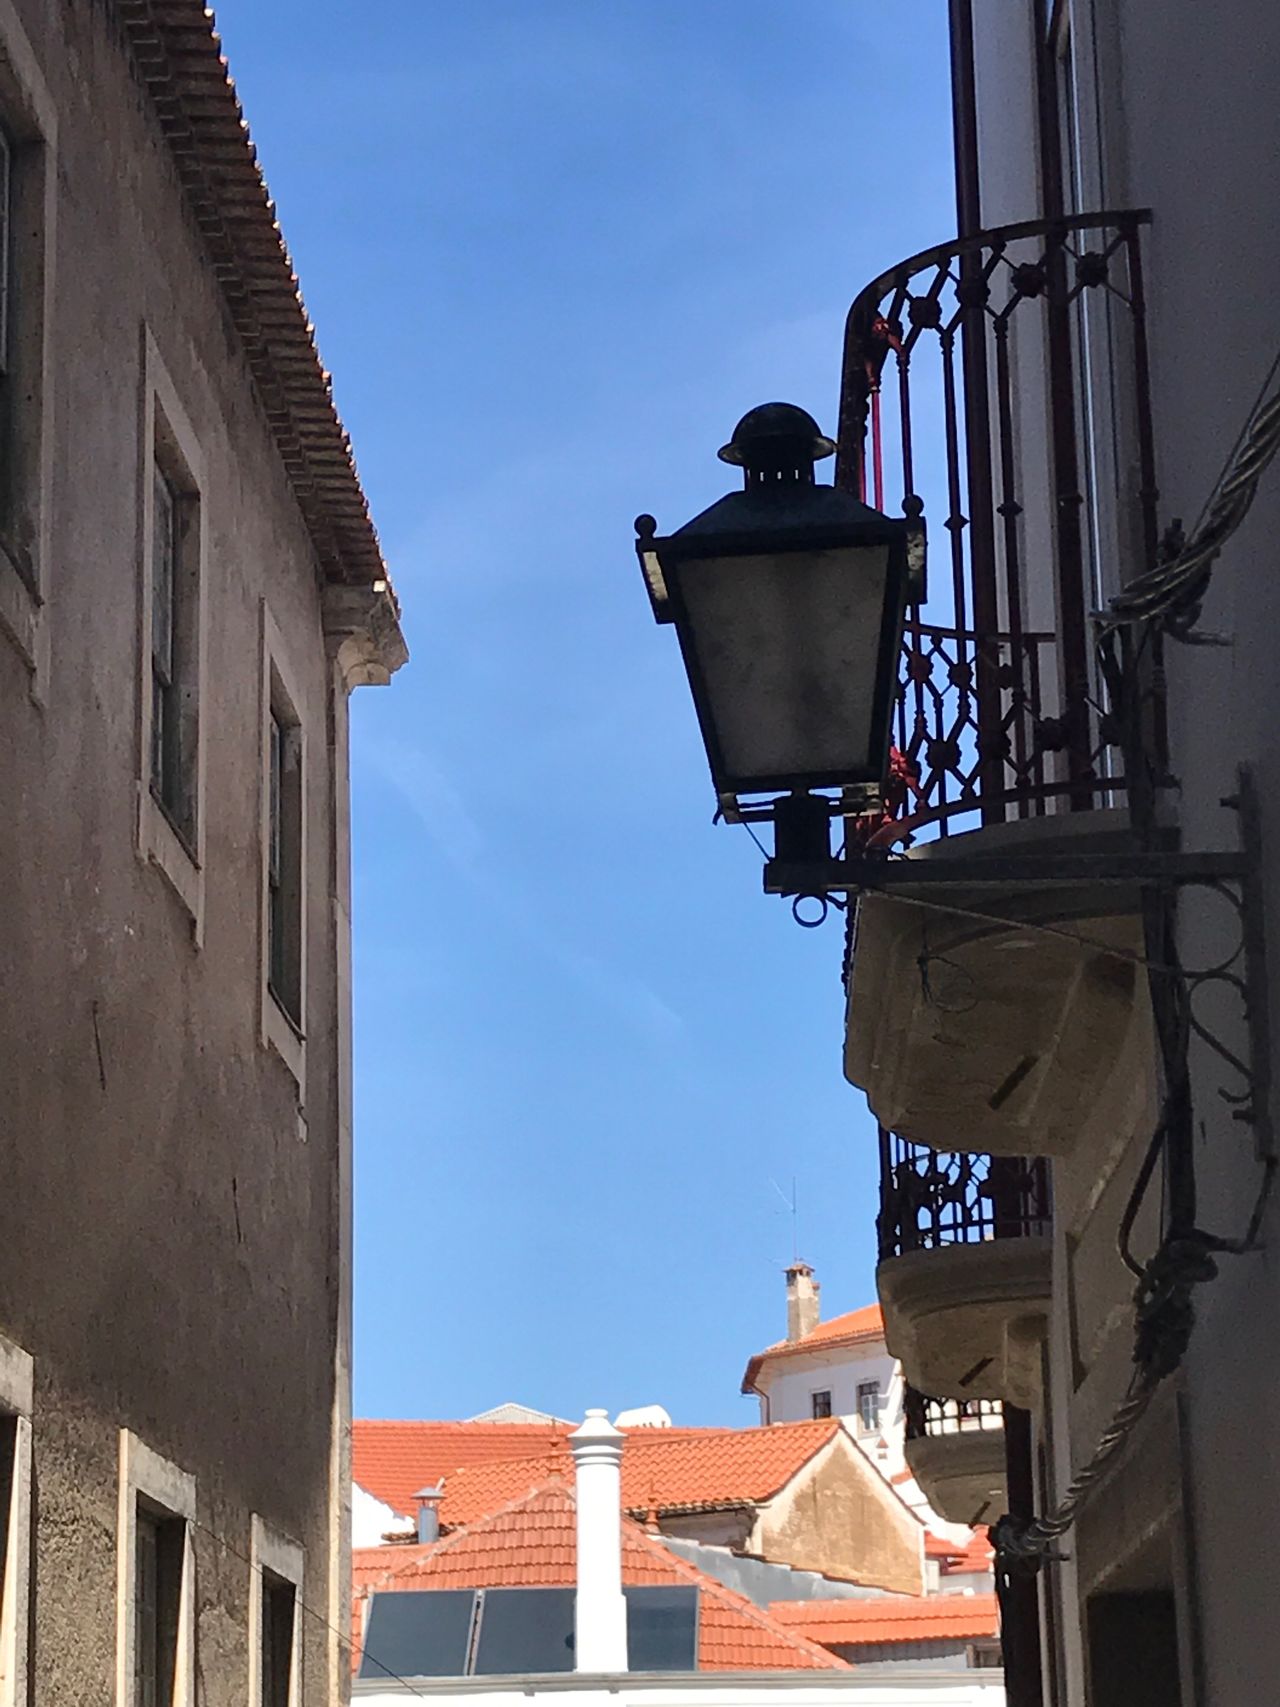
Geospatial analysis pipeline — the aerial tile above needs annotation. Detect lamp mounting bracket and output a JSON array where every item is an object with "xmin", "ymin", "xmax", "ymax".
[{"xmin": 763, "ymin": 847, "xmax": 1250, "ymax": 897}]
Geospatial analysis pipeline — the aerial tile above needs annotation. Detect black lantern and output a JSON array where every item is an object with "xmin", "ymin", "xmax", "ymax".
[{"xmin": 635, "ymin": 403, "xmax": 911, "ymax": 832}]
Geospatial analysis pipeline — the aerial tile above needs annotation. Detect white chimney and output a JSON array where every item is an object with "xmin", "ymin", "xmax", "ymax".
[
  {"xmin": 785, "ymin": 1261, "xmax": 820, "ymax": 1342},
  {"xmin": 569, "ymin": 1409, "xmax": 628, "ymax": 1673}
]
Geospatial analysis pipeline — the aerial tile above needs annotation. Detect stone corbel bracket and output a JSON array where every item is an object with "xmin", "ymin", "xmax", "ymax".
[{"xmin": 322, "ymin": 583, "xmax": 408, "ymax": 692}]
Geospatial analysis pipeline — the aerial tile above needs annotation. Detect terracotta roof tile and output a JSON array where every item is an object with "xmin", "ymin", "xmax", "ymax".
[
  {"xmin": 431, "ymin": 1420, "xmax": 841, "ymax": 1529},
  {"xmin": 354, "ymin": 1421, "xmax": 574, "ymax": 1519},
  {"xmin": 351, "ymin": 1483, "xmax": 851, "ymax": 1676},
  {"xmin": 741, "ymin": 1305, "xmax": 884, "ymax": 1395},
  {"xmin": 768, "ymin": 1593, "xmax": 999, "ymax": 1646},
  {"xmin": 116, "ymin": 3, "xmax": 395, "ymax": 596}
]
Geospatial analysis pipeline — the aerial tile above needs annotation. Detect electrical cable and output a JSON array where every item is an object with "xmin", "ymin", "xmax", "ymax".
[
  {"xmin": 1102, "ymin": 341, "xmax": 1280, "ymax": 638},
  {"xmin": 183, "ymin": 1509, "xmax": 437, "ymax": 1701}
]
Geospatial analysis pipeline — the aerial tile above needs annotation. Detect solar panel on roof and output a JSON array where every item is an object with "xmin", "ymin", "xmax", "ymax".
[
  {"xmin": 625, "ymin": 1585, "xmax": 700, "ymax": 1672},
  {"xmin": 358, "ymin": 1589, "xmax": 476, "ymax": 1680},
  {"xmin": 472, "ymin": 1586, "xmax": 577, "ymax": 1675}
]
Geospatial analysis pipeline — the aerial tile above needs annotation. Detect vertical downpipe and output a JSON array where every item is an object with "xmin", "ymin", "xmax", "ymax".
[
  {"xmin": 949, "ymin": 0, "xmax": 1003, "ymax": 821},
  {"xmin": 1003, "ymin": 1405, "xmax": 1047, "ymax": 1707}
]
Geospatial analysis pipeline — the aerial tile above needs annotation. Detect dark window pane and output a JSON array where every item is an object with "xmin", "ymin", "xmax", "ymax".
[
  {"xmin": 261, "ymin": 1575, "xmax": 295, "ymax": 1707},
  {"xmin": 0, "ymin": 1406, "xmax": 16, "ymax": 1611},
  {"xmin": 135, "ymin": 1506, "xmax": 183, "ymax": 1707},
  {"xmin": 473, "ymin": 1587, "xmax": 575, "ymax": 1676},
  {"xmin": 811, "ymin": 1390, "xmax": 832, "ymax": 1419},
  {"xmin": 0, "ymin": 126, "xmax": 11, "ymax": 375},
  {"xmin": 359, "ymin": 1590, "xmax": 476, "ymax": 1681},
  {"xmin": 266, "ymin": 703, "xmax": 302, "ymax": 1025},
  {"xmin": 625, "ymin": 1587, "xmax": 699, "ymax": 1673}
]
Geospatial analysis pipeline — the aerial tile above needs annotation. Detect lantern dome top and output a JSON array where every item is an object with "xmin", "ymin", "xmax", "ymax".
[{"xmin": 717, "ymin": 402, "xmax": 837, "ymax": 471}]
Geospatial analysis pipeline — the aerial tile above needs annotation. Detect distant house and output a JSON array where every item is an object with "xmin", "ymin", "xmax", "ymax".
[
  {"xmin": 741, "ymin": 1268, "xmax": 898, "ymax": 1441},
  {"xmin": 352, "ymin": 1481, "xmax": 849, "ymax": 1679},
  {"xmin": 741, "ymin": 1268, "xmax": 987, "ymax": 1570},
  {"xmin": 350, "ymin": 1414, "xmax": 1005, "ymax": 1707},
  {"xmin": 361, "ymin": 1415, "xmax": 927, "ymax": 1597}
]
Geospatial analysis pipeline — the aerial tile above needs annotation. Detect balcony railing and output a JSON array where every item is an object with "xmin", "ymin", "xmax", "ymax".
[
  {"xmin": 836, "ymin": 211, "xmax": 1159, "ymax": 841},
  {"xmin": 904, "ymin": 1388, "xmax": 1003, "ymax": 1444},
  {"xmin": 877, "ymin": 1132, "xmax": 1050, "ymax": 1262}
]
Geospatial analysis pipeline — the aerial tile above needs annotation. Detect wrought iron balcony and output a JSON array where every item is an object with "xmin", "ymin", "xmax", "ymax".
[
  {"xmin": 876, "ymin": 1133, "xmax": 1052, "ymax": 1410},
  {"xmin": 835, "ymin": 209, "xmax": 1159, "ymax": 843},
  {"xmin": 841, "ymin": 215, "xmax": 1162, "ymax": 1164},
  {"xmin": 903, "ymin": 1387, "xmax": 1006, "ymax": 1527},
  {"xmin": 877, "ymin": 1136, "xmax": 1050, "ymax": 1261},
  {"xmin": 904, "ymin": 1388, "xmax": 1004, "ymax": 1443}
]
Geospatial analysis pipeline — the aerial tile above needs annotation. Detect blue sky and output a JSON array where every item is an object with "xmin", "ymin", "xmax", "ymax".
[{"xmin": 214, "ymin": 0, "xmax": 955, "ymax": 1426}]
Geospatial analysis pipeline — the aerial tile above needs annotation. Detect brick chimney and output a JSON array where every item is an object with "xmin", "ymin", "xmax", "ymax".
[
  {"xmin": 785, "ymin": 1261, "xmax": 820, "ymax": 1342},
  {"xmin": 569, "ymin": 1409, "xmax": 628, "ymax": 1673}
]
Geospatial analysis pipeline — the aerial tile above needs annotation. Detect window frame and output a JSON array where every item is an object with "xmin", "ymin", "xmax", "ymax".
[
  {"xmin": 116, "ymin": 1432, "xmax": 196, "ymax": 1707},
  {"xmin": 0, "ymin": 1333, "xmax": 32, "ymax": 1707},
  {"xmin": 809, "ymin": 1389, "xmax": 833, "ymax": 1420},
  {"xmin": 136, "ymin": 331, "xmax": 207, "ymax": 938},
  {"xmin": 0, "ymin": 0, "xmax": 56, "ymax": 693},
  {"xmin": 259, "ymin": 603, "xmax": 308, "ymax": 1092},
  {"xmin": 249, "ymin": 1515, "xmax": 304, "ymax": 1707},
  {"xmin": 856, "ymin": 1380, "xmax": 881, "ymax": 1434}
]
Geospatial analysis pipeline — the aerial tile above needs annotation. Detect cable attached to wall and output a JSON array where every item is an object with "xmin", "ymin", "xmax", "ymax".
[{"xmin": 1102, "ymin": 344, "xmax": 1280, "ymax": 639}]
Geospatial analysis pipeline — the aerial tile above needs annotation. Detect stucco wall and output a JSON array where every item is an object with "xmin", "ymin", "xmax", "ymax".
[
  {"xmin": 0, "ymin": 2, "xmax": 353, "ymax": 1701},
  {"xmin": 963, "ymin": 6, "xmax": 1280, "ymax": 1705},
  {"xmin": 754, "ymin": 1437, "xmax": 923, "ymax": 1597},
  {"xmin": 756, "ymin": 1346, "xmax": 900, "ymax": 1452}
]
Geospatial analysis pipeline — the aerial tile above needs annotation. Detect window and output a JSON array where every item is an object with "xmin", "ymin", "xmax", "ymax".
[
  {"xmin": 266, "ymin": 695, "xmax": 303, "ymax": 1029},
  {"xmin": 136, "ymin": 336, "xmax": 207, "ymax": 936},
  {"xmin": 134, "ymin": 1503, "xmax": 185, "ymax": 1707},
  {"xmin": 0, "ymin": 10, "xmax": 56, "ymax": 686},
  {"xmin": 250, "ymin": 1516, "xmax": 303, "ymax": 1707},
  {"xmin": 0, "ymin": 122, "xmax": 11, "ymax": 385},
  {"xmin": 148, "ymin": 451, "xmax": 199, "ymax": 846},
  {"xmin": 969, "ymin": 1642, "xmax": 1004, "ymax": 1669},
  {"xmin": 260, "ymin": 609, "xmax": 308, "ymax": 1090},
  {"xmin": 117, "ymin": 1432, "xmax": 195, "ymax": 1707},
  {"xmin": 0, "ymin": 1333, "xmax": 33, "ymax": 1707},
  {"xmin": 810, "ymin": 1390, "xmax": 832, "ymax": 1420},
  {"xmin": 260, "ymin": 1574, "xmax": 296, "ymax": 1707},
  {"xmin": 856, "ymin": 1380, "xmax": 881, "ymax": 1433}
]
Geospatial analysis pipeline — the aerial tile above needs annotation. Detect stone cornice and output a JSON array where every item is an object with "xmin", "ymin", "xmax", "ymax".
[{"xmin": 323, "ymin": 584, "xmax": 408, "ymax": 692}]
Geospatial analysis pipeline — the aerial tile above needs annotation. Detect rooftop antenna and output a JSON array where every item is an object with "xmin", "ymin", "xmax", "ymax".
[{"xmin": 768, "ymin": 1175, "xmax": 800, "ymax": 1264}]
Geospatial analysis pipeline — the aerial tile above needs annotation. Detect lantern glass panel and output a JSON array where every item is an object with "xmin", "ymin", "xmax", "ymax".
[{"xmin": 676, "ymin": 542, "xmax": 891, "ymax": 789}]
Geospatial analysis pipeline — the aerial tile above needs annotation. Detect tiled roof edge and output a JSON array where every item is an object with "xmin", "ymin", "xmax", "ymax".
[{"xmin": 115, "ymin": 1, "xmax": 395, "ymax": 598}]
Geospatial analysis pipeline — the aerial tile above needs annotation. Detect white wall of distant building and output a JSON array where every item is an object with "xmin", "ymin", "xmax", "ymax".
[
  {"xmin": 353, "ymin": 1673, "xmax": 1005, "ymax": 1706},
  {"xmin": 353, "ymin": 1483, "xmax": 406, "ymax": 1548}
]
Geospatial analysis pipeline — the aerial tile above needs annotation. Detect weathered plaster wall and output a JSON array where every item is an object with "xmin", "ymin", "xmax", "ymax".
[
  {"xmin": 0, "ymin": 1, "xmax": 353, "ymax": 1700},
  {"xmin": 753, "ymin": 1437, "xmax": 923, "ymax": 1597},
  {"xmin": 966, "ymin": 6, "xmax": 1280, "ymax": 1705}
]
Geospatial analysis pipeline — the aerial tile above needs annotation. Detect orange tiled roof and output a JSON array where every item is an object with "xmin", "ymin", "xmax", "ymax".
[
  {"xmin": 925, "ymin": 1530, "xmax": 994, "ymax": 1573},
  {"xmin": 768, "ymin": 1592, "xmax": 999, "ymax": 1646},
  {"xmin": 432, "ymin": 1420, "xmax": 842, "ymax": 1529},
  {"xmin": 354, "ymin": 1420, "xmax": 576, "ymax": 1518},
  {"xmin": 741, "ymin": 1304, "xmax": 885, "ymax": 1395},
  {"xmin": 351, "ymin": 1482, "xmax": 850, "ymax": 1675}
]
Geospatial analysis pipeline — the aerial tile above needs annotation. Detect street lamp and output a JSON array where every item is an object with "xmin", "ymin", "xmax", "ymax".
[{"xmin": 635, "ymin": 403, "xmax": 911, "ymax": 861}]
